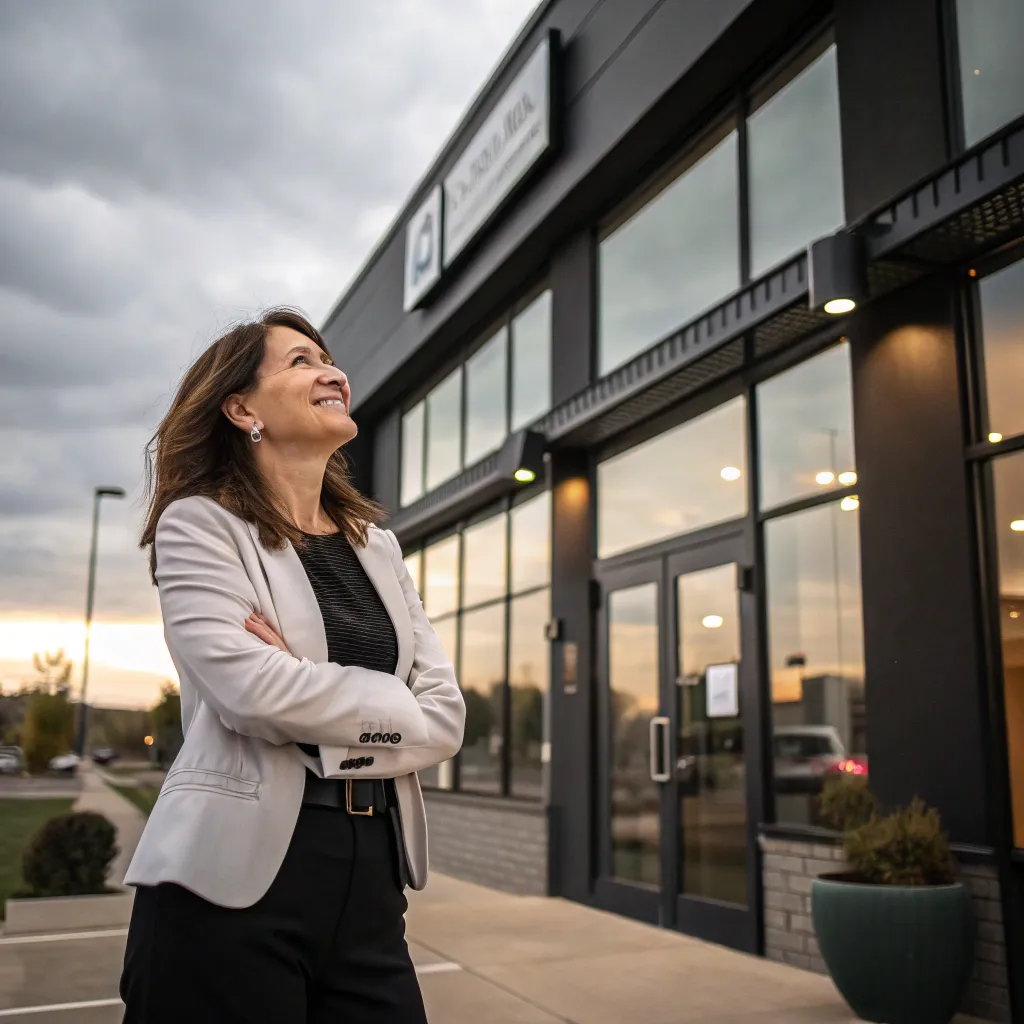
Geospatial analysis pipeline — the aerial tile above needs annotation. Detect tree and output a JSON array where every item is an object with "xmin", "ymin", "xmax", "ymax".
[
  {"xmin": 21, "ymin": 689, "xmax": 74, "ymax": 773},
  {"xmin": 149, "ymin": 683, "xmax": 183, "ymax": 767},
  {"xmin": 31, "ymin": 650, "xmax": 73, "ymax": 695}
]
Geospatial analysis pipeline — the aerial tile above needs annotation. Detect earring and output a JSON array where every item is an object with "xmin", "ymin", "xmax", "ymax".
[{"xmin": 250, "ymin": 422, "xmax": 262, "ymax": 443}]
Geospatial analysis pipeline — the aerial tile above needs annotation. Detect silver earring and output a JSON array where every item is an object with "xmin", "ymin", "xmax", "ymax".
[{"xmin": 250, "ymin": 422, "xmax": 262, "ymax": 443}]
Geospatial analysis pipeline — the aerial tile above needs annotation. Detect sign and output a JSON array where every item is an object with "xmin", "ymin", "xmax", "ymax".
[
  {"xmin": 443, "ymin": 35, "xmax": 554, "ymax": 264},
  {"xmin": 706, "ymin": 663, "xmax": 740, "ymax": 719},
  {"xmin": 402, "ymin": 185, "xmax": 443, "ymax": 312}
]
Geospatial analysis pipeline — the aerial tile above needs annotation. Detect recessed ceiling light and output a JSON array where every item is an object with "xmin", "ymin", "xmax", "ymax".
[
  {"xmin": 824, "ymin": 298, "xmax": 856, "ymax": 315},
  {"xmin": 989, "ymin": 432, "xmax": 1003, "ymax": 443},
  {"xmin": 720, "ymin": 466, "xmax": 741, "ymax": 481},
  {"xmin": 702, "ymin": 615, "xmax": 723, "ymax": 629},
  {"xmin": 1012, "ymin": 520, "xmax": 1024, "ymax": 533},
  {"xmin": 838, "ymin": 471, "xmax": 857, "ymax": 486},
  {"xmin": 816, "ymin": 471, "xmax": 835, "ymax": 486},
  {"xmin": 841, "ymin": 496, "xmax": 860, "ymax": 512}
]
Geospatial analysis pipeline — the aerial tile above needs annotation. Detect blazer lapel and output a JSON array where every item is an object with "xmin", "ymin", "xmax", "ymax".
[
  {"xmin": 245, "ymin": 522, "xmax": 328, "ymax": 664},
  {"xmin": 353, "ymin": 530, "xmax": 415, "ymax": 684}
]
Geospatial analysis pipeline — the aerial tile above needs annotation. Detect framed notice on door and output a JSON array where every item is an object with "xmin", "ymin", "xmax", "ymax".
[{"xmin": 705, "ymin": 662, "xmax": 739, "ymax": 718}]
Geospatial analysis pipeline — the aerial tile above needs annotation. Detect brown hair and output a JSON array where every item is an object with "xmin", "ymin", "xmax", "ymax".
[{"xmin": 140, "ymin": 306, "xmax": 383, "ymax": 581}]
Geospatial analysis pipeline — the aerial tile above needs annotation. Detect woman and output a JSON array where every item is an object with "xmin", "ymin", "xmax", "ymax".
[{"xmin": 120, "ymin": 307, "xmax": 465, "ymax": 1023}]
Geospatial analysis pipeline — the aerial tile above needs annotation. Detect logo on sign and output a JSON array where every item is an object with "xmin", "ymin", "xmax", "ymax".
[{"xmin": 402, "ymin": 185, "xmax": 442, "ymax": 312}]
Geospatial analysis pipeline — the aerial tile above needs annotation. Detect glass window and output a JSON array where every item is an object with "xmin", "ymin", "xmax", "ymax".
[
  {"xmin": 757, "ymin": 343, "xmax": 856, "ymax": 510},
  {"xmin": 765, "ymin": 500, "xmax": 866, "ymax": 827},
  {"xmin": 403, "ymin": 550, "xmax": 422, "ymax": 596},
  {"xmin": 510, "ymin": 491, "xmax": 551, "ymax": 593},
  {"xmin": 509, "ymin": 588, "xmax": 550, "ymax": 798},
  {"xmin": 400, "ymin": 402, "xmax": 425, "ymax": 507},
  {"xmin": 462, "ymin": 513, "xmax": 507, "ymax": 609},
  {"xmin": 465, "ymin": 328, "xmax": 508, "ymax": 465},
  {"xmin": 978, "ymin": 260, "xmax": 1024, "ymax": 441},
  {"xmin": 423, "ymin": 535, "xmax": 460, "ymax": 619},
  {"xmin": 511, "ymin": 290, "xmax": 552, "ymax": 430},
  {"xmin": 459, "ymin": 604, "xmax": 506, "ymax": 794},
  {"xmin": 993, "ymin": 453, "xmax": 1024, "ymax": 845},
  {"xmin": 597, "ymin": 397, "xmax": 748, "ymax": 558},
  {"xmin": 425, "ymin": 369, "xmax": 463, "ymax": 491},
  {"xmin": 748, "ymin": 43, "xmax": 844, "ymax": 278},
  {"xmin": 599, "ymin": 128, "xmax": 740, "ymax": 375},
  {"xmin": 956, "ymin": 0, "xmax": 1024, "ymax": 147}
]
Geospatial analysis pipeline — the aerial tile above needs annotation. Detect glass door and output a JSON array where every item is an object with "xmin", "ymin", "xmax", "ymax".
[{"xmin": 594, "ymin": 536, "xmax": 763, "ymax": 950}]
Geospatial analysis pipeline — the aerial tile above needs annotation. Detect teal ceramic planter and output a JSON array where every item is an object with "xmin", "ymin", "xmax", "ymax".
[{"xmin": 811, "ymin": 875, "xmax": 973, "ymax": 1024}]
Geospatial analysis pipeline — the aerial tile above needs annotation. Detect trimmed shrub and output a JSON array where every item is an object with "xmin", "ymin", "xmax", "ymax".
[{"xmin": 20, "ymin": 811, "xmax": 118, "ymax": 897}]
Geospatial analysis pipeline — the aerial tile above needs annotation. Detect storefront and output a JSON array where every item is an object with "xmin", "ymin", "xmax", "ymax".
[{"xmin": 323, "ymin": 1, "xmax": 1024, "ymax": 1019}]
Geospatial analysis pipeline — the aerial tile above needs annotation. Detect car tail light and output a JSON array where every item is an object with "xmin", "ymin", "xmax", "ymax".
[{"xmin": 831, "ymin": 758, "xmax": 868, "ymax": 776}]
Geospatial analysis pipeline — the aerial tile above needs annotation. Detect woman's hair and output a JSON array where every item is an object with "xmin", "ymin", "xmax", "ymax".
[{"xmin": 140, "ymin": 306, "xmax": 382, "ymax": 581}]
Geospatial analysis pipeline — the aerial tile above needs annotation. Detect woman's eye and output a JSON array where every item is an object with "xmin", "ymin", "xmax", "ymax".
[{"xmin": 292, "ymin": 355, "xmax": 308, "ymax": 365}]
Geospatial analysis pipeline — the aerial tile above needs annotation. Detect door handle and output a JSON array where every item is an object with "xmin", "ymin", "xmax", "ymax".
[{"xmin": 649, "ymin": 716, "xmax": 671, "ymax": 783}]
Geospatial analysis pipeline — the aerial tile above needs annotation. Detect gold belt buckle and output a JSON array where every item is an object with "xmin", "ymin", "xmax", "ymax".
[{"xmin": 345, "ymin": 779, "xmax": 374, "ymax": 816}]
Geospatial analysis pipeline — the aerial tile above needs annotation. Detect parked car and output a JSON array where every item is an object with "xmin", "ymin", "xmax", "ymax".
[
  {"xmin": 772, "ymin": 726, "xmax": 867, "ymax": 795},
  {"xmin": 48, "ymin": 752, "xmax": 81, "ymax": 774},
  {"xmin": 90, "ymin": 748, "xmax": 119, "ymax": 765},
  {"xmin": 0, "ymin": 746, "xmax": 24, "ymax": 775}
]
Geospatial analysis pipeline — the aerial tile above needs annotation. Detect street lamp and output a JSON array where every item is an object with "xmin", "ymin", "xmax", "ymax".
[{"xmin": 75, "ymin": 486, "xmax": 126, "ymax": 756}]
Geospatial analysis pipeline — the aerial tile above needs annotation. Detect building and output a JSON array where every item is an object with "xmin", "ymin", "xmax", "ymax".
[{"xmin": 323, "ymin": 1, "xmax": 1024, "ymax": 1019}]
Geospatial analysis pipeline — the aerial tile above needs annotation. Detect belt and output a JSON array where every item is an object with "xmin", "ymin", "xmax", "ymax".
[{"xmin": 301, "ymin": 770, "xmax": 397, "ymax": 816}]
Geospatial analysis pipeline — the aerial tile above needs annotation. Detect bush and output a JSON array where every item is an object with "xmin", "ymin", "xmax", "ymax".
[
  {"xmin": 816, "ymin": 777, "xmax": 957, "ymax": 887},
  {"xmin": 20, "ymin": 812, "xmax": 118, "ymax": 897},
  {"xmin": 21, "ymin": 690, "xmax": 74, "ymax": 774}
]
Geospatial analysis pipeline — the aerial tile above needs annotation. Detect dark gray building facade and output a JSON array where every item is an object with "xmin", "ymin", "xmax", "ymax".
[{"xmin": 324, "ymin": 1, "xmax": 1024, "ymax": 1019}]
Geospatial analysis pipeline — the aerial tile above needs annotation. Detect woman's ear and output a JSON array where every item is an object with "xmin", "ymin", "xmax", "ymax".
[{"xmin": 221, "ymin": 394, "xmax": 253, "ymax": 431}]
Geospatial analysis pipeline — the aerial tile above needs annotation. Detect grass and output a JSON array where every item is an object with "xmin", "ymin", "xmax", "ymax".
[
  {"xmin": 105, "ymin": 780, "xmax": 160, "ymax": 816},
  {"xmin": 0, "ymin": 798, "xmax": 75, "ymax": 919}
]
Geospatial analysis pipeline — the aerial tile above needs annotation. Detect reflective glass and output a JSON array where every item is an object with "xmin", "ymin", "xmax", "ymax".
[
  {"xmin": 420, "ymin": 615, "xmax": 457, "ymax": 789},
  {"xmin": 607, "ymin": 582, "xmax": 661, "ymax": 886},
  {"xmin": 510, "ymin": 491, "xmax": 551, "ymax": 593},
  {"xmin": 748, "ymin": 44, "xmax": 844, "ymax": 278},
  {"xmin": 400, "ymin": 402, "xmax": 425, "ymax": 507},
  {"xmin": 599, "ymin": 130, "xmax": 740, "ymax": 375},
  {"xmin": 757, "ymin": 343, "xmax": 856, "ymax": 511},
  {"xmin": 403, "ymin": 550, "xmax": 422, "ymax": 597},
  {"xmin": 423, "ymin": 535, "xmax": 460, "ymax": 619},
  {"xmin": 511, "ymin": 290, "xmax": 552, "ymax": 430},
  {"xmin": 765, "ymin": 501, "xmax": 866, "ymax": 826},
  {"xmin": 992, "ymin": 453, "xmax": 1024, "ymax": 845},
  {"xmin": 979, "ymin": 259, "xmax": 1024, "ymax": 441},
  {"xmin": 957, "ymin": 0, "xmax": 1024, "ymax": 146},
  {"xmin": 462, "ymin": 513, "xmax": 507, "ymax": 609},
  {"xmin": 425, "ymin": 369, "xmax": 463, "ymax": 491},
  {"xmin": 597, "ymin": 397, "xmax": 748, "ymax": 558},
  {"xmin": 459, "ymin": 604, "xmax": 506, "ymax": 794},
  {"xmin": 509, "ymin": 588, "xmax": 550, "ymax": 799},
  {"xmin": 465, "ymin": 328, "xmax": 508, "ymax": 465}
]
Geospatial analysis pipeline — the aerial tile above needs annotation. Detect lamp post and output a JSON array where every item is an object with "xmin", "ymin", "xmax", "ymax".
[{"xmin": 76, "ymin": 486, "xmax": 126, "ymax": 756}]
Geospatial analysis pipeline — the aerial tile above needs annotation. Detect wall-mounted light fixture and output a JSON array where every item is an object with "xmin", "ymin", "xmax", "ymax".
[
  {"xmin": 499, "ymin": 428, "xmax": 546, "ymax": 486},
  {"xmin": 809, "ymin": 229, "xmax": 868, "ymax": 316}
]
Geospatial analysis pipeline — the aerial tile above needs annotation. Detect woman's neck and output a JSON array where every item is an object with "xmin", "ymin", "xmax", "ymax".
[{"xmin": 253, "ymin": 445, "xmax": 335, "ymax": 534}]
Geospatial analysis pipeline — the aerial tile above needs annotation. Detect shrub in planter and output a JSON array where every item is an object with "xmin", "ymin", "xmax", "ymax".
[
  {"xmin": 19, "ymin": 811, "xmax": 118, "ymax": 898},
  {"xmin": 811, "ymin": 777, "xmax": 973, "ymax": 1024}
]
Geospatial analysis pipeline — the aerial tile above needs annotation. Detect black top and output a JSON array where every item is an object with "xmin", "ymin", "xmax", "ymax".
[{"xmin": 294, "ymin": 531, "xmax": 399, "ymax": 759}]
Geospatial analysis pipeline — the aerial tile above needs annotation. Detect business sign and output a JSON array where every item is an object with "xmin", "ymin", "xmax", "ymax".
[
  {"xmin": 442, "ymin": 35, "xmax": 554, "ymax": 265},
  {"xmin": 402, "ymin": 185, "xmax": 443, "ymax": 312}
]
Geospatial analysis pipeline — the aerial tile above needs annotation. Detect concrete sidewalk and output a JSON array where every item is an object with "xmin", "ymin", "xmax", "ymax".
[
  {"xmin": 407, "ymin": 875, "xmax": 986, "ymax": 1024},
  {"xmin": 73, "ymin": 763, "xmax": 145, "ymax": 886}
]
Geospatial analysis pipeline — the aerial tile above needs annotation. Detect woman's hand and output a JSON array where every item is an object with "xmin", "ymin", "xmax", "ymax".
[{"xmin": 245, "ymin": 612, "xmax": 292, "ymax": 655}]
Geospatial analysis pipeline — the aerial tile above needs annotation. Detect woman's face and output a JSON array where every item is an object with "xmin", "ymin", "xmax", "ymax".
[{"xmin": 232, "ymin": 326, "xmax": 355, "ymax": 451}]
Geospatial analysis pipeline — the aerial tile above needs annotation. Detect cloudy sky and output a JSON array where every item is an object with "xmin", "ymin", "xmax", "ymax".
[{"xmin": 0, "ymin": 0, "xmax": 539, "ymax": 708}]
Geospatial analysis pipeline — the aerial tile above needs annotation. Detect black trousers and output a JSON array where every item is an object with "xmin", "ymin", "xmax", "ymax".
[{"xmin": 120, "ymin": 803, "xmax": 427, "ymax": 1023}]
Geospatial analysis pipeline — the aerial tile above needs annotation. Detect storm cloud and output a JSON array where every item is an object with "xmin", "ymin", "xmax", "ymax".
[{"xmin": 0, "ymin": 0, "xmax": 538, "ymax": 627}]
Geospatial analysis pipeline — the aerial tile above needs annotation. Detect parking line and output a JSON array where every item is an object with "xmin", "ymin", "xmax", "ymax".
[
  {"xmin": 0, "ymin": 928, "xmax": 129, "ymax": 946},
  {"xmin": 0, "ymin": 999, "xmax": 122, "ymax": 1018}
]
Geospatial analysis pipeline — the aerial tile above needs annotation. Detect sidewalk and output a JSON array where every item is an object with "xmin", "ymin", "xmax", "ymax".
[
  {"xmin": 73, "ymin": 762, "xmax": 146, "ymax": 886},
  {"xmin": 406, "ymin": 875, "xmax": 986, "ymax": 1024}
]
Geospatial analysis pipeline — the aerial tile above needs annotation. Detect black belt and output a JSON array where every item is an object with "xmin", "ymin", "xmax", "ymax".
[{"xmin": 301, "ymin": 770, "xmax": 397, "ymax": 816}]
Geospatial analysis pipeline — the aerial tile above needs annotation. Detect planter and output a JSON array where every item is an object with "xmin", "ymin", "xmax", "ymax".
[
  {"xmin": 811, "ymin": 874, "xmax": 973, "ymax": 1024},
  {"xmin": 4, "ymin": 888, "xmax": 134, "ymax": 936}
]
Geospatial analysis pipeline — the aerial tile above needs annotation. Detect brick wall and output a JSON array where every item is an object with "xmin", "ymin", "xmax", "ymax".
[
  {"xmin": 759, "ymin": 834, "xmax": 1011, "ymax": 1022},
  {"xmin": 423, "ymin": 790, "xmax": 548, "ymax": 895}
]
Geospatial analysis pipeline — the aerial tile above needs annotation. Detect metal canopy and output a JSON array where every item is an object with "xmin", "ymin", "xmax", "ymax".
[{"xmin": 387, "ymin": 116, "xmax": 1024, "ymax": 543}]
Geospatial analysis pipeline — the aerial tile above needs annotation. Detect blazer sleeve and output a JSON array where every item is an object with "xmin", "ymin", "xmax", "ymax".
[
  {"xmin": 320, "ymin": 528, "xmax": 466, "ymax": 779},
  {"xmin": 155, "ymin": 497, "xmax": 433, "ymax": 749}
]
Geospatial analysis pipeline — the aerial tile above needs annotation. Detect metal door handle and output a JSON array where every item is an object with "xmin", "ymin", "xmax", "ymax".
[{"xmin": 649, "ymin": 716, "xmax": 671, "ymax": 783}]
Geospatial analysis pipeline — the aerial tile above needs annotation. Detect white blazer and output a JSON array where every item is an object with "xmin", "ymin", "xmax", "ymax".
[{"xmin": 124, "ymin": 494, "xmax": 465, "ymax": 907}]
